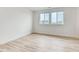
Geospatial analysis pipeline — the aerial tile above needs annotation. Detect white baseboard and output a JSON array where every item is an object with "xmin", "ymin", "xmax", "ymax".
[{"xmin": 32, "ymin": 32, "xmax": 79, "ymax": 39}]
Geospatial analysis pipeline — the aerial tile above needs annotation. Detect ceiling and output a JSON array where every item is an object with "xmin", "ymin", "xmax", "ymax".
[{"xmin": 27, "ymin": 7, "xmax": 50, "ymax": 11}]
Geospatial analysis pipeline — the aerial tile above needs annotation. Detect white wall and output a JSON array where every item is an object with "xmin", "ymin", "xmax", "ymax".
[
  {"xmin": 0, "ymin": 7, "xmax": 32, "ymax": 44},
  {"xmin": 33, "ymin": 8, "xmax": 79, "ymax": 37},
  {"xmin": 76, "ymin": 8, "xmax": 79, "ymax": 37}
]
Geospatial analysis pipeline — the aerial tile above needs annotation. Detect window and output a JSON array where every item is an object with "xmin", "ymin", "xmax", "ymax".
[
  {"xmin": 39, "ymin": 11, "xmax": 64, "ymax": 25},
  {"xmin": 51, "ymin": 11, "xmax": 64, "ymax": 24},
  {"xmin": 57, "ymin": 12, "xmax": 64, "ymax": 24},
  {"xmin": 40, "ymin": 13, "xmax": 44, "ymax": 24},
  {"xmin": 40, "ymin": 13, "xmax": 49, "ymax": 24},
  {"xmin": 51, "ymin": 12, "xmax": 57, "ymax": 24}
]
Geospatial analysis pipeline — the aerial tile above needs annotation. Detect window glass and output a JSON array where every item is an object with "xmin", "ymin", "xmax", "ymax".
[
  {"xmin": 51, "ymin": 12, "xmax": 57, "ymax": 24},
  {"xmin": 44, "ymin": 13, "xmax": 49, "ymax": 24},
  {"xmin": 39, "ymin": 11, "xmax": 64, "ymax": 25},
  {"xmin": 57, "ymin": 12, "xmax": 64, "ymax": 24},
  {"xmin": 40, "ymin": 13, "xmax": 49, "ymax": 24},
  {"xmin": 40, "ymin": 13, "xmax": 44, "ymax": 24}
]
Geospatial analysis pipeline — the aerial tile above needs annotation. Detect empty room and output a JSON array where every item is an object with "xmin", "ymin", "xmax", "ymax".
[{"xmin": 0, "ymin": 7, "xmax": 79, "ymax": 52}]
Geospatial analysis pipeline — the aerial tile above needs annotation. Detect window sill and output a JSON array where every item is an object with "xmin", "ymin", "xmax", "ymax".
[{"xmin": 39, "ymin": 24, "xmax": 64, "ymax": 26}]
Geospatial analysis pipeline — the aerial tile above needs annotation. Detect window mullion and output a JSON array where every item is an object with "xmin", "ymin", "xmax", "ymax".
[
  {"xmin": 49, "ymin": 12, "xmax": 51, "ymax": 24},
  {"xmin": 56, "ymin": 12, "xmax": 58, "ymax": 24},
  {"xmin": 43, "ymin": 13, "xmax": 45, "ymax": 24}
]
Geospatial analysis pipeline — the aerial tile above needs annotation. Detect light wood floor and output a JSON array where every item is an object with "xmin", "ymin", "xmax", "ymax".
[{"xmin": 0, "ymin": 34, "xmax": 79, "ymax": 52}]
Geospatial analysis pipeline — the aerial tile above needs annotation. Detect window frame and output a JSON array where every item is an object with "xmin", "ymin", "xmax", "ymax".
[
  {"xmin": 39, "ymin": 12, "xmax": 50, "ymax": 25},
  {"xmin": 51, "ymin": 11, "xmax": 64, "ymax": 25},
  {"xmin": 39, "ymin": 10, "xmax": 64, "ymax": 25}
]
